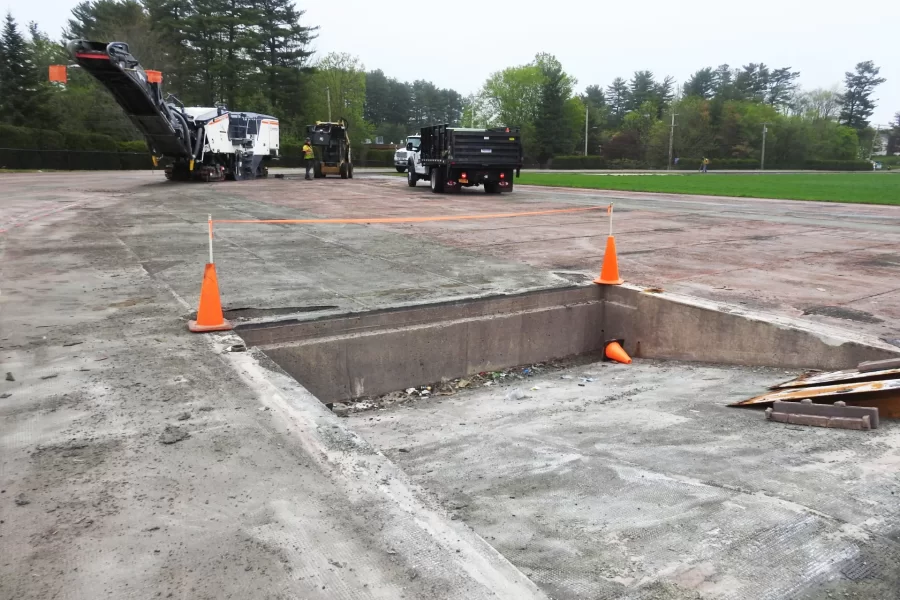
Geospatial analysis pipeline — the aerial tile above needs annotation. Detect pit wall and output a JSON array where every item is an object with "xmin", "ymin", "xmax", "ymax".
[{"xmin": 237, "ymin": 285, "xmax": 900, "ymax": 403}]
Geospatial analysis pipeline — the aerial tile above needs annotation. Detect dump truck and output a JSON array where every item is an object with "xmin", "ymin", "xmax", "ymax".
[
  {"xmin": 308, "ymin": 120, "xmax": 353, "ymax": 179},
  {"xmin": 405, "ymin": 125, "xmax": 522, "ymax": 193},
  {"xmin": 66, "ymin": 40, "xmax": 278, "ymax": 181}
]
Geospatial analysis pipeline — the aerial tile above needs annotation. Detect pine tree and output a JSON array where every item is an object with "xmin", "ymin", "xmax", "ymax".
[
  {"xmin": 605, "ymin": 77, "xmax": 628, "ymax": 125},
  {"xmin": 584, "ymin": 84, "xmax": 605, "ymax": 108},
  {"xmin": 766, "ymin": 67, "xmax": 800, "ymax": 110},
  {"xmin": 839, "ymin": 61, "xmax": 886, "ymax": 131},
  {"xmin": 627, "ymin": 70, "xmax": 656, "ymax": 112},
  {"xmin": 684, "ymin": 68, "xmax": 715, "ymax": 99},
  {"xmin": 252, "ymin": 0, "xmax": 315, "ymax": 121},
  {"xmin": 534, "ymin": 59, "xmax": 568, "ymax": 164},
  {"xmin": 0, "ymin": 13, "xmax": 43, "ymax": 126}
]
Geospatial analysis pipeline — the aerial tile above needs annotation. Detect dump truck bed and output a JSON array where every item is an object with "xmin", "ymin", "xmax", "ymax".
[{"xmin": 420, "ymin": 126, "xmax": 522, "ymax": 168}]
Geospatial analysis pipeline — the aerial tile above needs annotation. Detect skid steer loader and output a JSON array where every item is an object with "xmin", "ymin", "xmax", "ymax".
[{"xmin": 308, "ymin": 121, "xmax": 353, "ymax": 179}]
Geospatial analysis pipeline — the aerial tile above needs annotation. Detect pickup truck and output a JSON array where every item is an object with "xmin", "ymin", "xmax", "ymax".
[
  {"xmin": 393, "ymin": 135, "xmax": 420, "ymax": 172},
  {"xmin": 405, "ymin": 125, "xmax": 522, "ymax": 193}
]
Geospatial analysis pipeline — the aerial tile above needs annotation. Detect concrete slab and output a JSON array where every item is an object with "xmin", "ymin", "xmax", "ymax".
[
  {"xmin": 349, "ymin": 360, "xmax": 900, "ymax": 600},
  {"xmin": 2, "ymin": 170, "xmax": 899, "ymax": 599}
]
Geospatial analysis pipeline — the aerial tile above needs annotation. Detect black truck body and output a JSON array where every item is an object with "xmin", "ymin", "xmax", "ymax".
[{"xmin": 413, "ymin": 125, "xmax": 523, "ymax": 193}]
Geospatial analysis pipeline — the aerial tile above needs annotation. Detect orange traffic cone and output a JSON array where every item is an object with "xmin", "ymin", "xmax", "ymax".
[
  {"xmin": 593, "ymin": 236, "xmax": 623, "ymax": 285},
  {"xmin": 188, "ymin": 263, "xmax": 233, "ymax": 333},
  {"xmin": 604, "ymin": 339, "xmax": 632, "ymax": 364}
]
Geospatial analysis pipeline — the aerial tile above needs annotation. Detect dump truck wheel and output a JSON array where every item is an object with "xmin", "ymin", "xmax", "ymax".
[
  {"xmin": 484, "ymin": 182, "xmax": 501, "ymax": 194},
  {"xmin": 407, "ymin": 163, "xmax": 417, "ymax": 186},
  {"xmin": 430, "ymin": 168, "xmax": 444, "ymax": 193}
]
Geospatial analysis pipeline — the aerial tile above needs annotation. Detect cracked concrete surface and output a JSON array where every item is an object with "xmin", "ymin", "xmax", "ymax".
[
  {"xmin": 350, "ymin": 360, "xmax": 900, "ymax": 600},
  {"xmin": 2, "ymin": 171, "xmax": 899, "ymax": 599}
]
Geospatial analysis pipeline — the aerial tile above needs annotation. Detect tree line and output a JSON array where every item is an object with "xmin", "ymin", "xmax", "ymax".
[
  {"xmin": 469, "ymin": 56, "xmax": 896, "ymax": 167},
  {"xmin": 0, "ymin": 0, "xmax": 464, "ymax": 154},
  {"xmin": 0, "ymin": 0, "xmax": 897, "ymax": 167}
]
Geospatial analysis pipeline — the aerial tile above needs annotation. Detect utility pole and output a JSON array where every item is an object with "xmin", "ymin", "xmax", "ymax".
[
  {"xmin": 584, "ymin": 104, "xmax": 589, "ymax": 156},
  {"xmin": 326, "ymin": 87, "xmax": 332, "ymax": 122},
  {"xmin": 760, "ymin": 123, "xmax": 771, "ymax": 170},
  {"xmin": 666, "ymin": 112, "xmax": 678, "ymax": 171}
]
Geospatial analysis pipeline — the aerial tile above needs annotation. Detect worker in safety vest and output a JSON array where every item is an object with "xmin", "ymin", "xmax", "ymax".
[{"xmin": 303, "ymin": 138, "xmax": 315, "ymax": 180}]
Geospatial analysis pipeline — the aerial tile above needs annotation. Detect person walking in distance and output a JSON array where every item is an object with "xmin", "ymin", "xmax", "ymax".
[
  {"xmin": 303, "ymin": 137, "xmax": 315, "ymax": 180},
  {"xmin": 701, "ymin": 157, "xmax": 710, "ymax": 173}
]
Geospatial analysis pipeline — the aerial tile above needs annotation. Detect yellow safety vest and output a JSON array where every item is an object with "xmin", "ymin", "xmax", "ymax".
[{"xmin": 303, "ymin": 144, "xmax": 314, "ymax": 159}]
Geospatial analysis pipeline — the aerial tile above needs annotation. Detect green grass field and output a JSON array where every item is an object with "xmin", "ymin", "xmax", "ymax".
[{"xmin": 515, "ymin": 172, "xmax": 900, "ymax": 205}]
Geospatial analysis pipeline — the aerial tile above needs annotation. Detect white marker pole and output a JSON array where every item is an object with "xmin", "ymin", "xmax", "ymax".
[
  {"xmin": 608, "ymin": 204, "xmax": 613, "ymax": 237},
  {"xmin": 208, "ymin": 214, "xmax": 214, "ymax": 264}
]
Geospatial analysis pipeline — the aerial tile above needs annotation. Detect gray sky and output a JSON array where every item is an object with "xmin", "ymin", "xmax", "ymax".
[{"xmin": 5, "ymin": 0, "xmax": 898, "ymax": 125}]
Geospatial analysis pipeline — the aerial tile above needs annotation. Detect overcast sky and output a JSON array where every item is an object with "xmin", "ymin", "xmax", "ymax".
[{"xmin": 4, "ymin": 0, "xmax": 898, "ymax": 125}]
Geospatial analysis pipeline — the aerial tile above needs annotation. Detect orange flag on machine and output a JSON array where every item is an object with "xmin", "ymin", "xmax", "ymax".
[{"xmin": 48, "ymin": 65, "xmax": 67, "ymax": 83}]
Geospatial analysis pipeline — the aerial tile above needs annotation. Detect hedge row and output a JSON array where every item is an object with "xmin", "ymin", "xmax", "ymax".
[
  {"xmin": 674, "ymin": 158, "xmax": 758, "ymax": 170},
  {"xmin": 677, "ymin": 158, "xmax": 871, "ymax": 171},
  {"xmin": 549, "ymin": 155, "xmax": 873, "ymax": 171},
  {"xmin": 549, "ymin": 156, "xmax": 647, "ymax": 169},
  {"xmin": 281, "ymin": 143, "xmax": 395, "ymax": 167},
  {"xmin": 117, "ymin": 140, "xmax": 149, "ymax": 153},
  {"xmin": 0, "ymin": 148, "xmax": 154, "ymax": 170}
]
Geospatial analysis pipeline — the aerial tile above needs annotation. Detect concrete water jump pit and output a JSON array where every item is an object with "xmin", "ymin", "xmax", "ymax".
[
  {"xmin": 235, "ymin": 284, "xmax": 898, "ymax": 405},
  {"xmin": 234, "ymin": 285, "xmax": 900, "ymax": 600}
]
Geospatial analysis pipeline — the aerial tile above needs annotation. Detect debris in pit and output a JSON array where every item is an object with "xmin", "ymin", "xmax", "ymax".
[
  {"xmin": 331, "ymin": 403, "xmax": 350, "ymax": 418},
  {"xmin": 158, "ymin": 425, "xmax": 190, "ymax": 445},
  {"xmin": 14, "ymin": 494, "xmax": 30, "ymax": 506},
  {"xmin": 41, "ymin": 374, "xmax": 58, "ymax": 380},
  {"xmin": 225, "ymin": 344, "xmax": 247, "ymax": 353},
  {"xmin": 63, "ymin": 341, "xmax": 83, "ymax": 347},
  {"xmin": 176, "ymin": 412, "xmax": 191, "ymax": 421},
  {"xmin": 5, "ymin": 372, "xmax": 13, "ymax": 382},
  {"xmin": 766, "ymin": 400, "xmax": 878, "ymax": 430},
  {"xmin": 342, "ymin": 355, "xmax": 601, "ymax": 416},
  {"xmin": 0, "ymin": 393, "xmax": 11, "ymax": 399},
  {"xmin": 802, "ymin": 305, "xmax": 882, "ymax": 324},
  {"xmin": 505, "ymin": 388, "xmax": 528, "ymax": 401}
]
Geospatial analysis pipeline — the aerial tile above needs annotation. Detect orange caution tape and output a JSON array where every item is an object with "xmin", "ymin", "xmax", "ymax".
[{"xmin": 213, "ymin": 204, "xmax": 609, "ymax": 225}]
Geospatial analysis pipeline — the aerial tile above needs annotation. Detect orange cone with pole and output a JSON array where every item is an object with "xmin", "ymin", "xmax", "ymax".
[
  {"xmin": 594, "ymin": 203, "xmax": 623, "ymax": 285},
  {"xmin": 604, "ymin": 340, "xmax": 632, "ymax": 364},
  {"xmin": 188, "ymin": 215, "xmax": 233, "ymax": 333}
]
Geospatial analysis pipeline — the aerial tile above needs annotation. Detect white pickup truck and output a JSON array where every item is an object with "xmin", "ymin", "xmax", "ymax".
[{"xmin": 393, "ymin": 135, "xmax": 420, "ymax": 172}]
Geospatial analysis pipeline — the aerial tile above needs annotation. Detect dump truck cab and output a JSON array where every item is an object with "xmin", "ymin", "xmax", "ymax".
[
  {"xmin": 394, "ymin": 135, "xmax": 420, "ymax": 172},
  {"xmin": 308, "ymin": 120, "xmax": 353, "ymax": 179}
]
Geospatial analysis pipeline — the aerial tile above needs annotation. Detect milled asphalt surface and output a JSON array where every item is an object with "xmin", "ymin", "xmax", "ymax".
[{"xmin": 1, "ymin": 170, "xmax": 899, "ymax": 599}]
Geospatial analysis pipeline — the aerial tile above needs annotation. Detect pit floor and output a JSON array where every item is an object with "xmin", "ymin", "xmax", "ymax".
[
  {"xmin": 349, "ymin": 359, "xmax": 900, "ymax": 600},
  {"xmin": 2, "ymin": 171, "xmax": 899, "ymax": 599}
]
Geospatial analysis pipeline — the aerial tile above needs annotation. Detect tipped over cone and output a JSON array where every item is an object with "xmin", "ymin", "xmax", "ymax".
[
  {"xmin": 604, "ymin": 340, "xmax": 632, "ymax": 364},
  {"xmin": 188, "ymin": 263, "xmax": 233, "ymax": 333},
  {"xmin": 593, "ymin": 235, "xmax": 623, "ymax": 285}
]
